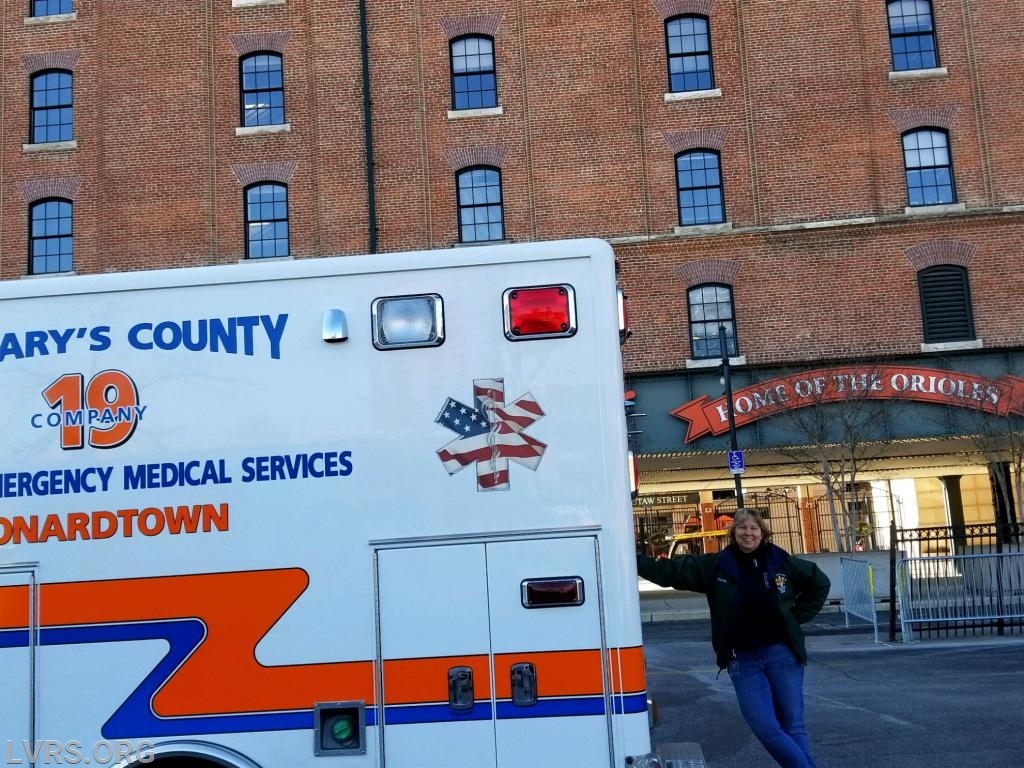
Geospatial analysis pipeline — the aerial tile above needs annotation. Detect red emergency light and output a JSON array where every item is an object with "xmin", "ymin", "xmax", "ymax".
[
  {"xmin": 503, "ymin": 285, "xmax": 577, "ymax": 341},
  {"xmin": 521, "ymin": 577, "xmax": 584, "ymax": 608}
]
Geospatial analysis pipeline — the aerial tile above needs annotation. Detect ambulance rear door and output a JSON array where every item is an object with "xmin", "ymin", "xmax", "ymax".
[
  {"xmin": 375, "ymin": 533, "xmax": 610, "ymax": 768},
  {"xmin": 0, "ymin": 566, "xmax": 37, "ymax": 765},
  {"xmin": 487, "ymin": 534, "xmax": 610, "ymax": 767},
  {"xmin": 376, "ymin": 543, "xmax": 495, "ymax": 768}
]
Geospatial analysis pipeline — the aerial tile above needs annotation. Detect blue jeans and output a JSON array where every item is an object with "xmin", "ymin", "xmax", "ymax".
[{"xmin": 728, "ymin": 643, "xmax": 817, "ymax": 768}]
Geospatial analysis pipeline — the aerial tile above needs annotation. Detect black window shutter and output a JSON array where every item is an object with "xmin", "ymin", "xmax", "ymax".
[{"xmin": 918, "ymin": 265, "xmax": 975, "ymax": 343}]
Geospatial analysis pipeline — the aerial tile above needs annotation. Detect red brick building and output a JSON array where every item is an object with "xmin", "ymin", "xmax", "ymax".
[{"xmin": 4, "ymin": 0, "xmax": 1022, "ymax": 551}]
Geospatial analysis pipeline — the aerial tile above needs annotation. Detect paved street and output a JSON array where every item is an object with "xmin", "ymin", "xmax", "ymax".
[{"xmin": 642, "ymin": 618, "xmax": 1024, "ymax": 767}]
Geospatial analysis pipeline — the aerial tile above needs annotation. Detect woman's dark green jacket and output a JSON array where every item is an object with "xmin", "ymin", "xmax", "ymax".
[{"xmin": 637, "ymin": 542, "xmax": 831, "ymax": 669}]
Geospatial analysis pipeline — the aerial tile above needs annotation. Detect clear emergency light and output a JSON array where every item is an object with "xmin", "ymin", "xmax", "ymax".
[
  {"xmin": 371, "ymin": 294, "xmax": 444, "ymax": 350},
  {"xmin": 617, "ymin": 287, "xmax": 631, "ymax": 345},
  {"xmin": 628, "ymin": 450, "xmax": 639, "ymax": 499},
  {"xmin": 502, "ymin": 284, "xmax": 577, "ymax": 341}
]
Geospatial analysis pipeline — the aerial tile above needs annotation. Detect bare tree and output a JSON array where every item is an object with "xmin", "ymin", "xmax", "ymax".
[
  {"xmin": 755, "ymin": 366, "xmax": 897, "ymax": 552},
  {"xmin": 942, "ymin": 366, "xmax": 1024, "ymax": 530}
]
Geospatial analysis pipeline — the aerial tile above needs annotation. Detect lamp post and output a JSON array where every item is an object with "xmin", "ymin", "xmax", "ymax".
[{"xmin": 719, "ymin": 324, "xmax": 744, "ymax": 507}]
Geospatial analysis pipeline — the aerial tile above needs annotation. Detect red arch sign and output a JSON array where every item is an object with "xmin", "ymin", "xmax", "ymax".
[{"xmin": 670, "ymin": 366, "xmax": 1024, "ymax": 444}]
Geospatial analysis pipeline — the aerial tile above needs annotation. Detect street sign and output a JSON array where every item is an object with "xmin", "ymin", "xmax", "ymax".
[{"xmin": 727, "ymin": 450, "xmax": 745, "ymax": 475}]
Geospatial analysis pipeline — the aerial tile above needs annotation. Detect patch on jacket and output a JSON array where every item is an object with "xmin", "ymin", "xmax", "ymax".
[{"xmin": 774, "ymin": 574, "xmax": 789, "ymax": 594}]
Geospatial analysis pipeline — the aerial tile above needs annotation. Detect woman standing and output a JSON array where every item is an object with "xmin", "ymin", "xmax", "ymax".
[{"xmin": 637, "ymin": 508, "xmax": 831, "ymax": 768}]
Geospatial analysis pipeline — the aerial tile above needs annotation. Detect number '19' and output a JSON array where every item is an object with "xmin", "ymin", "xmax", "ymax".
[{"xmin": 42, "ymin": 370, "xmax": 140, "ymax": 450}]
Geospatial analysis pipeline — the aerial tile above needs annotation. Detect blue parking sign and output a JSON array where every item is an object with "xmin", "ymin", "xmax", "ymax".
[{"xmin": 727, "ymin": 450, "xmax": 745, "ymax": 474}]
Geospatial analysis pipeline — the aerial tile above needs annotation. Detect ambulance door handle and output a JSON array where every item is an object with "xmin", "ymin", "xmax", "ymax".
[
  {"xmin": 448, "ymin": 666, "xmax": 475, "ymax": 711},
  {"xmin": 510, "ymin": 662, "xmax": 537, "ymax": 707}
]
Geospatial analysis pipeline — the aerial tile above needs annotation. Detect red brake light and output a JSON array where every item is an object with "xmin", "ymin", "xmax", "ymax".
[
  {"xmin": 521, "ymin": 577, "xmax": 584, "ymax": 608},
  {"xmin": 503, "ymin": 285, "xmax": 577, "ymax": 341}
]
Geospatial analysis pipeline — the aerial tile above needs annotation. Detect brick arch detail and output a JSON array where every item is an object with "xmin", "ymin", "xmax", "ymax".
[
  {"xmin": 663, "ymin": 127, "xmax": 729, "ymax": 154},
  {"xmin": 231, "ymin": 161, "xmax": 298, "ymax": 187},
  {"xmin": 17, "ymin": 177, "xmax": 83, "ymax": 203},
  {"xmin": 439, "ymin": 14, "xmax": 504, "ymax": 40},
  {"xmin": 888, "ymin": 105, "xmax": 959, "ymax": 133},
  {"xmin": 444, "ymin": 146, "xmax": 509, "ymax": 171},
  {"xmin": 22, "ymin": 50, "xmax": 82, "ymax": 74},
  {"xmin": 229, "ymin": 32, "xmax": 293, "ymax": 56},
  {"xmin": 652, "ymin": 0, "xmax": 715, "ymax": 20},
  {"xmin": 904, "ymin": 239, "xmax": 976, "ymax": 270},
  {"xmin": 675, "ymin": 259, "xmax": 741, "ymax": 288}
]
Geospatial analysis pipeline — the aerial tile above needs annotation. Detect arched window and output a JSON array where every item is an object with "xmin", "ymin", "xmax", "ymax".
[
  {"xmin": 456, "ymin": 166, "xmax": 504, "ymax": 243},
  {"xmin": 887, "ymin": 0, "xmax": 938, "ymax": 71},
  {"xmin": 902, "ymin": 128, "xmax": 955, "ymax": 207},
  {"xmin": 450, "ymin": 35, "xmax": 497, "ymax": 110},
  {"xmin": 245, "ymin": 183, "xmax": 289, "ymax": 258},
  {"xmin": 687, "ymin": 284, "xmax": 737, "ymax": 360},
  {"xmin": 29, "ymin": 198, "xmax": 73, "ymax": 275},
  {"xmin": 240, "ymin": 52, "xmax": 286, "ymax": 127},
  {"xmin": 666, "ymin": 15, "xmax": 714, "ymax": 92},
  {"xmin": 918, "ymin": 265, "xmax": 974, "ymax": 343},
  {"xmin": 30, "ymin": 70, "xmax": 73, "ymax": 144},
  {"xmin": 676, "ymin": 150, "xmax": 724, "ymax": 225}
]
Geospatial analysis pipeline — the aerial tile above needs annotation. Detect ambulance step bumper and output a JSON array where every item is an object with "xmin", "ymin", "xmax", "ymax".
[{"xmin": 657, "ymin": 741, "xmax": 707, "ymax": 768}]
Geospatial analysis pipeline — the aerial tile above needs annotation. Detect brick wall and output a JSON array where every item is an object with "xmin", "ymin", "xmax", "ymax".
[
  {"xmin": 617, "ymin": 214, "xmax": 1024, "ymax": 372},
  {"xmin": 1, "ymin": 0, "xmax": 1021, "ymax": 373}
]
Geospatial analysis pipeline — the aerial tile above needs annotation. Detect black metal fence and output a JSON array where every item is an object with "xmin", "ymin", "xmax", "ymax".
[
  {"xmin": 894, "ymin": 521, "xmax": 1023, "ymax": 558},
  {"xmin": 633, "ymin": 503, "xmax": 702, "ymax": 557},
  {"xmin": 891, "ymin": 520, "xmax": 1024, "ymax": 640},
  {"xmin": 633, "ymin": 491, "xmax": 805, "ymax": 556},
  {"xmin": 716, "ymin": 491, "xmax": 804, "ymax": 554}
]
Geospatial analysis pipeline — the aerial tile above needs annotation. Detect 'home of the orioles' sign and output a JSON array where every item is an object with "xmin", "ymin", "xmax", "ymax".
[{"xmin": 671, "ymin": 366, "xmax": 1024, "ymax": 444}]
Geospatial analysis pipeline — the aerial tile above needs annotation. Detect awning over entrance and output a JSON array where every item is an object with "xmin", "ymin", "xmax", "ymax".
[
  {"xmin": 627, "ymin": 353, "xmax": 1024, "ymax": 494},
  {"xmin": 638, "ymin": 434, "xmax": 1004, "ymax": 492}
]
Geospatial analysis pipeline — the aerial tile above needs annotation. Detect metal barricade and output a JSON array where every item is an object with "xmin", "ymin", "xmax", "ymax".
[
  {"xmin": 840, "ymin": 557, "xmax": 879, "ymax": 643},
  {"xmin": 896, "ymin": 552, "xmax": 1024, "ymax": 642}
]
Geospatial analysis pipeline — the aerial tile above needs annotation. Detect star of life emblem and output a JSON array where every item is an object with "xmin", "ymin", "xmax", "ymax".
[{"xmin": 435, "ymin": 378, "xmax": 546, "ymax": 491}]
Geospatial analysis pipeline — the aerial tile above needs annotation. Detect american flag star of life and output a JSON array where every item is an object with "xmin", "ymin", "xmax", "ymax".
[{"xmin": 435, "ymin": 378, "xmax": 546, "ymax": 491}]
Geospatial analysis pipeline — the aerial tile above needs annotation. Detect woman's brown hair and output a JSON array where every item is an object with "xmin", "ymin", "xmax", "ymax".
[{"xmin": 728, "ymin": 507, "xmax": 773, "ymax": 545}]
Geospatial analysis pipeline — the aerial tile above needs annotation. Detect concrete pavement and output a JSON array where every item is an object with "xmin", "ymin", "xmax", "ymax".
[
  {"xmin": 639, "ymin": 581, "xmax": 712, "ymax": 623},
  {"xmin": 639, "ymin": 585, "xmax": 1024, "ymax": 768},
  {"xmin": 642, "ymin": 617, "xmax": 1024, "ymax": 767}
]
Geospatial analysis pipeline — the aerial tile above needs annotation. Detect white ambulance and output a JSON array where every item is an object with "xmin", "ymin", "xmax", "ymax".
[{"xmin": 0, "ymin": 238, "xmax": 655, "ymax": 767}]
